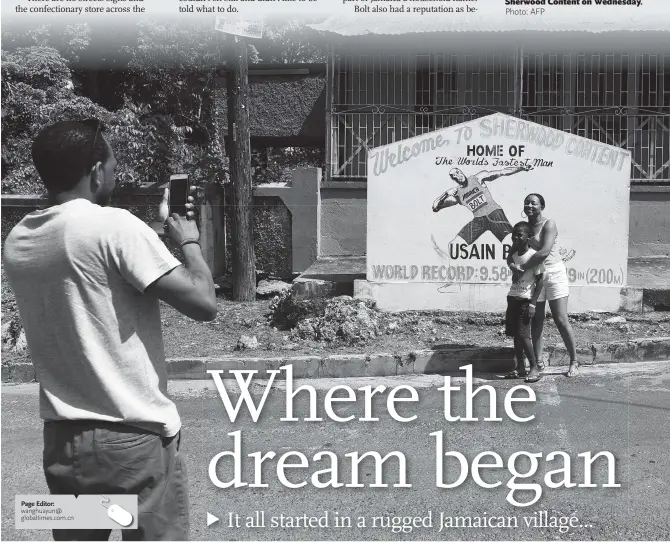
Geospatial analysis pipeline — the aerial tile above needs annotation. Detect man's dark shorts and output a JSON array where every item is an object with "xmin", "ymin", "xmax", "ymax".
[
  {"xmin": 506, "ymin": 296, "xmax": 532, "ymax": 339},
  {"xmin": 43, "ymin": 421, "xmax": 189, "ymax": 541},
  {"xmin": 458, "ymin": 208, "xmax": 513, "ymax": 244}
]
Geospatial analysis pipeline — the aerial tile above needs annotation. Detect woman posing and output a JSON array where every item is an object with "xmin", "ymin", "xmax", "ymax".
[{"xmin": 507, "ymin": 194, "xmax": 579, "ymax": 377}]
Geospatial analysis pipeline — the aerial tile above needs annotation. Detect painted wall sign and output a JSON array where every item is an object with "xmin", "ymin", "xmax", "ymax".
[{"xmin": 367, "ymin": 114, "xmax": 631, "ymax": 289}]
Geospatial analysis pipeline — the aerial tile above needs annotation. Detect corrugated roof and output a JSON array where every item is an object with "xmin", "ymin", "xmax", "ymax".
[{"xmin": 308, "ymin": 13, "xmax": 669, "ymax": 35}]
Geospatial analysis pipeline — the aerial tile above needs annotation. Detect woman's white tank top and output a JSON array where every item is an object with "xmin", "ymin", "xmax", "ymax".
[{"xmin": 530, "ymin": 219, "xmax": 563, "ymax": 267}]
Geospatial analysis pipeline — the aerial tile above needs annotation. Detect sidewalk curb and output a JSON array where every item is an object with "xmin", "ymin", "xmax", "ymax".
[
  {"xmin": 3, "ymin": 337, "xmax": 669, "ymax": 384},
  {"xmin": 167, "ymin": 346, "xmax": 517, "ymax": 381},
  {"xmin": 165, "ymin": 336, "xmax": 670, "ymax": 380}
]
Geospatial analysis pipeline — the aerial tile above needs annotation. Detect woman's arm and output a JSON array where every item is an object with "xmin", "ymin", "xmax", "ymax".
[
  {"xmin": 506, "ymin": 244, "xmax": 518, "ymax": 268},
  {"xmin": 507, "ymin": 244, "xmax": 524, "ymax": 283},
  {"xmin": 520, "ymin": 219, "xmax": 557, "ymax": 270}
]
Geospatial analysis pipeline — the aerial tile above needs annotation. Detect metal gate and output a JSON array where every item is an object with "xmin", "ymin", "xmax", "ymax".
[{"xmin": 329, "ymin": 50, "xmax": 669, "ymax": 184}]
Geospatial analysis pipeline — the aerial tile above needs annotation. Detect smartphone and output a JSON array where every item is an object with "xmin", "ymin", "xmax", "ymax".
[{"xmin": 169, "ymin": 174, "xmax": 189, "ymax": 216}]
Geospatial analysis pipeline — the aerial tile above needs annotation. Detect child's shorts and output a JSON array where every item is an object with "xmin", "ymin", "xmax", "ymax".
[{"xmin": 506, "ymin": 296, "xmax": 532, "ymax": 339}]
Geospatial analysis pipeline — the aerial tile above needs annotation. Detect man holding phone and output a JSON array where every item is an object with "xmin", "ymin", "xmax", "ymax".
[
  {"xmin": 2, "ymin": 119, "xmax": 216, "ymax": 540},
  {"xmin": 167, "ymin": 173, "xmax": 190, "ymax": 217}
]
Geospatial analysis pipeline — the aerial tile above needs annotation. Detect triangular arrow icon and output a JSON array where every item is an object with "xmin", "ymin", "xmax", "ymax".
[{"xmin": 207, "ymin": 512, "xmax": 219, "ymax": 527}]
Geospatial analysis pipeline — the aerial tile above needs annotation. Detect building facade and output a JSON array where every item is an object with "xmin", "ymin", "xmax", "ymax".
[{"xmin": 310, "ymin": 27, "xmax": 669, "ymax": 264}]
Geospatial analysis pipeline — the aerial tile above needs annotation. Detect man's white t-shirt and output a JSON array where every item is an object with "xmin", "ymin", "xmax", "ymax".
[
  {"xmin": 3, "ymin": 199, "xmax": 182, "ymax": 436},
  {"xmin": 508, "ymin": 248, "xmax": 545, "ymax": 299}
]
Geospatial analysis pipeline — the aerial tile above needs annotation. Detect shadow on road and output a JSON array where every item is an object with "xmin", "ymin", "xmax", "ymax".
[{"xmin": 557, "ymin": 392, "xmax": 670, "ymax": 412}]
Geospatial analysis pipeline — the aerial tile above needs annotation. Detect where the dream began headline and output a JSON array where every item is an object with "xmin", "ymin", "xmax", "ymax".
[{"xmin": 205, "ymin": 364, "xmax": 620, "ymax": 507}]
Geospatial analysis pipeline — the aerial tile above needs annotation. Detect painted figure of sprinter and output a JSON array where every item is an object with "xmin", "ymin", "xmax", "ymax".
[{"xmin": 431, "ymin": 165, "xmax": 533, "ymax": 259}]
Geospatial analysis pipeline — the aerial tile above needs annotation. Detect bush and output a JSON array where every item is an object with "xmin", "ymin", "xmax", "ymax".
[
  {"xmin": 1, "ymin": 23, "xmax": 229, "ymax": 195},
  {"xmin": 0, "ymin": 45, "xmax": 166, "ymax": 194}
]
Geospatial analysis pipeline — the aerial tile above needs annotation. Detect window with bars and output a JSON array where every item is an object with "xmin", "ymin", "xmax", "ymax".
[
  {"xmin": 415, "ymin": 53, "xmax": 434, "ymax": 134},
  {"xmin": 330, "ymin": 50, "xmax": 669, "ymax": 184},
  {"xmin": 521, "ymin": 52, "xmax": 669, "ymax": 183}
]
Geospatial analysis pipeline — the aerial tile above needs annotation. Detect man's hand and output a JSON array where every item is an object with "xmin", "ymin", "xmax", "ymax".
[
  {"xmin": 157, "ymin": 184, "xmax": 200, "ymax": 245},
  {"xmin": 519, "ymin": 164, "xmax": 534, "ymax": 172},
  {"xmin": 165, "ymin": 213, "xmax": 200, "ymax": 247},
  {"xmin": 146, "ymin": 184, "xmax": 216, "ymax": 322},
  {"xmin": 153, "ymin": 186, "xmax": 198, "ymax": 237},
  {"xmin": 528, "ymin": 303, "xmax": 536, "ymax": 318}
]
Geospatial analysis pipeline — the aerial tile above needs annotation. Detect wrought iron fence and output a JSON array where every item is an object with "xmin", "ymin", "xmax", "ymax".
[{"xmin": 330, "ymin": 50, "xmax": 669, "ymax": 183}]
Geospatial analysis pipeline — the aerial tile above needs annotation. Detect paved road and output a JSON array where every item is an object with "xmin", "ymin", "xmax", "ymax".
[{"xmin": 2, "ymin": 362, "xmax": 669, "ymax": 541}]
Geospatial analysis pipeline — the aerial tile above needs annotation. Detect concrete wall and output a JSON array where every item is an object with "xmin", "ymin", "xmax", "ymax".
[
  {"xmin": 0, "ymin": 192, "xmax": 294, "ymax": 280},
  {"xmin": 355, "ymin": 280, "xmax": 643, "ymax": 313},
  {"xmin": 1, "ymin": 192, "xmax": 207, "ymax": 269},
  {"xmin": 6, "ymin": 184, "xmax": 665, "ymax": 285},
  {"xmin": 629, "ymin": 189, "xmax": 670, "ymax": 258},
  {"xmin": 319, "ymin": 183, "xmax": 367, "ymax": 257},
  {"xmin": 289, "ymin": 185, "xmax": 669, "ymax": 263},
  {"xmin": 254, "ymin": 169, "xmax": 321, "ymax": 274}
]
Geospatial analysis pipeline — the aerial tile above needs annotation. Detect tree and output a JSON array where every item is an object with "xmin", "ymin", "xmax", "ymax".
[
  {"xmin": 1, "ymin": 44, "xmax": 110, "ymax": 194},
  {"xmin": 118, "ymin": 20, "xmax": 228, "ymax": 186},
  {"xmin": 0, "ymin": 22, "xmax": 228, "ymax": 194}
]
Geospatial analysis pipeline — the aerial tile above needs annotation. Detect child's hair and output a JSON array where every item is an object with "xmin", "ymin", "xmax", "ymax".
[
  {"xmin": 525, "ymin": 193, "xmax": 546, "ymax": 209},
  {"xmin": 513, "ymin": 221, "xmax": 532, "ymax": 233}
]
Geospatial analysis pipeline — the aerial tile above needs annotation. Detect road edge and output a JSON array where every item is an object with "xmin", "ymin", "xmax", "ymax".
[{"xmin": 3, "ymin": 337, "xmax": 669, "ymax": 383}]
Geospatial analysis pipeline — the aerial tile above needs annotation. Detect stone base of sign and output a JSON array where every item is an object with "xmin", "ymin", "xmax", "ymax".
[
  {"xmin": 291, "ymin": 277, "xmax": 340, "ymax": 299},
  {"xmin": 354, "ymin": 280, "xmax": 644, "ymax": 313},
  {"xmin": 299, "ymin": 255, "xmax": 366, "ymax": 282}
]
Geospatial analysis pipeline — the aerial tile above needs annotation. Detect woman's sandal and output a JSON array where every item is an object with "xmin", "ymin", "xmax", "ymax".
[
  {"xmin": 524, "ymin": 374, "xmax": 541, "ymax": 383},
  {"xmin": 504, "ymin": 370, "xmax": 525, "ymax": 379},
  {"xmin": 566, "ymin": 363, "xmax": 579, "ymax": 377}
]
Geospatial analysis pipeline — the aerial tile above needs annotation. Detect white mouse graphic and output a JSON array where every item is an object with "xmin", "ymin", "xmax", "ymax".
[{"xmin": 107, "ymin": 504, "xmax": 134, "ymax": 527}]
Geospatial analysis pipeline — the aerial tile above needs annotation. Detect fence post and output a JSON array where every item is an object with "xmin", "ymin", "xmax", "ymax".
[{"xmin": 199, "ymin": 182, "xmax": 226, "ymax": 277}]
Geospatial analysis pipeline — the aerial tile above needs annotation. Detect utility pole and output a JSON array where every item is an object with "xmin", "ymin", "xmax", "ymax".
[{"xmin": 226, "ymin": 35, "xmax": 256, "ymax": 301}]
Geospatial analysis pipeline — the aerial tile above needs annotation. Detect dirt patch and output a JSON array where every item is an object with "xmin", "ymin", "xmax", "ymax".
[
  {"xmin": 3, "ymin": 286, "xmax": 670, "ymax": 369},
  {"xmin": 161, "ymin": 297, "xmax": 670, "ymax": 360}
]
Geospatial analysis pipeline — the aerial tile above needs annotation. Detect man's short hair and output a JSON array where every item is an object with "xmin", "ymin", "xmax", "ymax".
[
  {"xmin": 31, "ymin": 119, "xmax": 110, "ymax": 192},
  {"xmin": 513, "ymin": 221, "xmax": 531, "ymax": 233}
]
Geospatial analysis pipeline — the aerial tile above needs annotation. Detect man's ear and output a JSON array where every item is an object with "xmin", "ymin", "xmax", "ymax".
[{"xmin": 89, "ymin": 161, "xmax": 103, "ymax": 191}]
